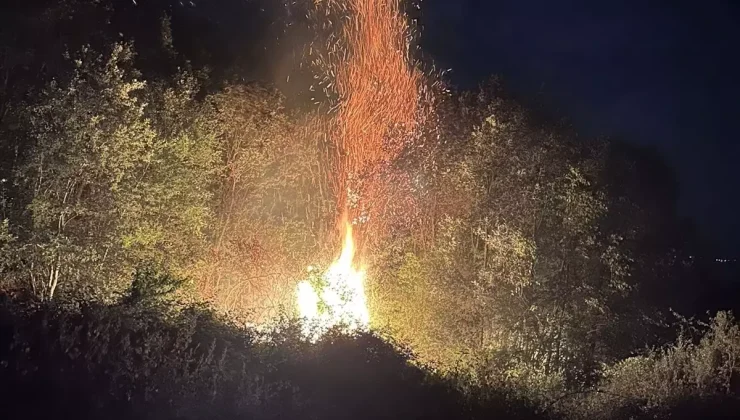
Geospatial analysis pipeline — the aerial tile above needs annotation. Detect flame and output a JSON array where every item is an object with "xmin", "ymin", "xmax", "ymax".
[
  {"xmin": 295, "ymin": 0, "xmax": 427, "ymax": 337},
  {"xmin": 296, "ymin": 223, "xmax": 370, "ymax": 337}
]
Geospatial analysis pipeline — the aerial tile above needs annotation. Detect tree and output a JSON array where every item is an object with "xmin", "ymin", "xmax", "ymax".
[
  {"xmin": 198, "ymin": 84, "xmax": 335, "ymax": 318},
  {"xmin": 373, "ymin": 84, "xmax": 637, "ymax": 389},
  {"xmin": 2, "ymin": 43, "xmax": 219, "ymax": 301}
]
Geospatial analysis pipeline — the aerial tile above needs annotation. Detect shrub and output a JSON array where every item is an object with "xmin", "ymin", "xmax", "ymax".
[
  {"xmin": 560, "ymin": 311, "xmax": 740, "ymax": 419},
  {"xmin": 0, "ymin": 293, "xmax": 547, "ymax": 420}
]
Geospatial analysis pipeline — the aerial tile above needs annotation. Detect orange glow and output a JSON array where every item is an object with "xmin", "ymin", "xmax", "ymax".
[
  {"xmin": 309, "ymin": 0, "xmax": 430, "ymax": 232},
  {"xmin": 296, "ymin": 223, "xmax": 370, "ymax": 337},
  {"xmin": 296, "ymin": 0, "xmax": 429, "ymax": 337}
]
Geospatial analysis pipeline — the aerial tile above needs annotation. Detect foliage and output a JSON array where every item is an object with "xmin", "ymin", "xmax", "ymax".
[
  {"xmin": 560, "ymin": 311, "xmax": 740, "ymax": 419},
  {"xmin": 2, "ymin": 292, "xmax": 737, "ymax": 420},
  {"xmin": 0, "ymin": 293, "xmax": 544, "ymax": 420},
  {"xmin": 373, "ymin": 86, "xmax": 640, "ymax": 389},
  {"xmin": 197, "ymin": 84, "xmax": 335, "ymax": 317},
  {"xmin": 0, "ymin": 219, "xmax": 15, "ymax": 272},
  {"xmin": 122, "ymin": 265, "xmax": 187, "ymax": 309},
  {"xmin": 1, "ymin": 44, "xmax": 219, "ymax": 301}
]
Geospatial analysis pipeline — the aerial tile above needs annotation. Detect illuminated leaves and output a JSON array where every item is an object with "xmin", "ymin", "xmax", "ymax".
[
  {"xmin": 371, "ymin": 86, "xmax": 644, "ymax": 382},
  {"xmin": 476, "ymin": 221, "xmax": 536, "ymax": 290},
  {"xmin": 200, "ymin": 85, "xmax": 334, "ymax": 316},
  {"xmin": 5, "ymin": 43, "xmax": 219, "ymax": 300}
]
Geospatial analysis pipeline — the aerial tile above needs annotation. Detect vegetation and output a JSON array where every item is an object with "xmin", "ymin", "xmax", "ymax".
[{"xmin": 0, "ymin": 1, "xmax": 737, "ymax": 419}]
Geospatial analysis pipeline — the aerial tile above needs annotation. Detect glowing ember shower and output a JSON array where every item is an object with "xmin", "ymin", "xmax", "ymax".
[
  {"xmin": 296, "ymin": 0, "xmax": 428, "ymax": 336},
  {"xmin": 296, "ymin": 223, "xmax": 370, "ymax": 336},
  {"xmin": 307, "ymin": 0, "xmax": 429, "ymax": 226}
]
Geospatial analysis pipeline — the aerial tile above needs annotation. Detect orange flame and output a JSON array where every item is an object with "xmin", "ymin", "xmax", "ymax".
[
  {"xmin": 297, "ymin": 0, "xmax": 429, "ymax": 336},
  {"xmin": 297, "ymin": 222, "xmax": 370, "ymax": 336}
]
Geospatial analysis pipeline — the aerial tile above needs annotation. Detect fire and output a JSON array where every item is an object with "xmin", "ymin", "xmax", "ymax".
[
  {"xmin": 306, "ymin": 0, "xmax": 431, "ymax": 233},
  {"xmin": 295, "ymin": 0, "xmax": 429, "ymax": 337},
  {"xmin": 296, "ymin": 223, "xmax": 370, "ymax": 337}
]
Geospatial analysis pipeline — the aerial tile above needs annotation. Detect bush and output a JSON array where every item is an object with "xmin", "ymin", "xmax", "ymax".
[
  {"xmin": 0, "ymin": 293, "xmax": 546, "ymax": 420},
  {"xmin": 559, "ymin": 311, "xmax": 740, "ymax": 419}
]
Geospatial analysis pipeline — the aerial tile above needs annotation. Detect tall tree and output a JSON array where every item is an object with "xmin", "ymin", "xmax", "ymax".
[
  {"xmin": 2, "ymin": 44, "xmax": 219, "ymax": 301},
  {"xmin": 199, "ymin": 84, "xmax": 335, "ymax": 317},
  {"xmin": 374, "ymin": 85, "xmax": 636, "ymax": 389}
]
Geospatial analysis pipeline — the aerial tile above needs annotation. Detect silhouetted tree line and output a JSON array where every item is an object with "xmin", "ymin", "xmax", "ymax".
[
  {"xmin": 0, "ymin": 286, "xmax": 540, "ymax": 420},
  {"xmin": 1, "ymin": 283, "xmax": 739, "ymax": 420},
  {"xmin": 0, "ymin": 1, "xmax": 738, "ymax": 419}
]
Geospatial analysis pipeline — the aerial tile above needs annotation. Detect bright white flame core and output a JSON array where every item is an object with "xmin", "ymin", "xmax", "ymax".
[{"xmin": 296, "ymin": 224, "xmax": 370, "ymax": 337}]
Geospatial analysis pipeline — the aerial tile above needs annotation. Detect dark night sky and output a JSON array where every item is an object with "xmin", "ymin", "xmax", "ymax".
[{"xmin": 418, "ymin": 0, "xmax": 740, "ymax": 254}]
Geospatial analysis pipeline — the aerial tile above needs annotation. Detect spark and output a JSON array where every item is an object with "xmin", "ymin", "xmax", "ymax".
[
  {"xmin": 307, "ymin": 0, "xmax": 432, "ymax": 232},
  {"xmin": 296, "ymin": 0, "xmax": 431, "ymax": 337}
]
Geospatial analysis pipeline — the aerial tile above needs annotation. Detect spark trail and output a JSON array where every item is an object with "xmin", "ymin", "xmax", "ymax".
[
  {"xmin": 313, "ymin": 0, "xmax": 429, "ymax": 240},
  {"xmin": 296, "ymin": 0, "xmax": 430, "ymax": 332}
]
